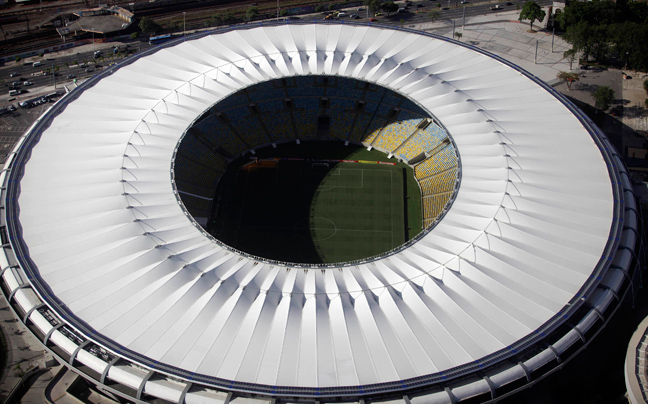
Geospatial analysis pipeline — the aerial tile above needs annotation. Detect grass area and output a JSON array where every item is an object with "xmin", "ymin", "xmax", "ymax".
[{"xmin": 210, "ymin": 141, "xmax": 422, "ymax": 264}]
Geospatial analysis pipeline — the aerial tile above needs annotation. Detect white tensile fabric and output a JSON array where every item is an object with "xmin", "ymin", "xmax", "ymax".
[{"xmin": 17, "ymin": 24, "xmax": 612, "ymax": 388}]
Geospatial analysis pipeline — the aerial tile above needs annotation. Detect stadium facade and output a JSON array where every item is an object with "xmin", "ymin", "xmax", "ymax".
[{"xmin": 0, "ymin": 22, "xmax": 640, "ymax": 404}]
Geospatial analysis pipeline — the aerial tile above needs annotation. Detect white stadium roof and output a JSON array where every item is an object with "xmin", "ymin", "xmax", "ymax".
[{"xmin": 0, "ymin": 22, "xmax": 637, "ymax": 403}]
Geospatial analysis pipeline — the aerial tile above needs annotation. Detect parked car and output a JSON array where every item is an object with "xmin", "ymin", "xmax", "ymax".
[
  {"xmin": 85, "ymin": 68, "xmax": 94, "ymax": 73},
  {"xmin": 23, "ymin": 81, "xmax": 33, "ymax": 86},
  {"xmin": 9, "ymin": 72, "xmax": 19, "ymax": 77},
  {"xmin": 490, "ymin": 4, "xmax": 502, "ymax": 9},
  {"xmin": 67, "ymin": 74, "xmax": 76, "ymax": 79}
]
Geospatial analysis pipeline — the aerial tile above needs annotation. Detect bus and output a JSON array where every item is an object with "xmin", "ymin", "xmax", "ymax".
[{"xmin": 149, "ymin": 34, "xmax": 172, "ymax": 45}]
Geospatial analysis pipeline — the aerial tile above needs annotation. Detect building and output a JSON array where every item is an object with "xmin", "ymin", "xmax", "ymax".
[{"xmin": 0, "ymin": 22, "xmax": 639, "ymax": 404}]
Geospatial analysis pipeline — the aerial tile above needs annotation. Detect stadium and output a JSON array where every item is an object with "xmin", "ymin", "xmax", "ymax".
[{"xmin": 0, "ymin": 21, "xmax": 640, "ymax": 404}]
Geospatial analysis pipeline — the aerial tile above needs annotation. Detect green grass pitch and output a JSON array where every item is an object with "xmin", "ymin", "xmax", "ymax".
[{"xmin": 210, "ymin": 142, "xmax": 422, "ymax": 264}]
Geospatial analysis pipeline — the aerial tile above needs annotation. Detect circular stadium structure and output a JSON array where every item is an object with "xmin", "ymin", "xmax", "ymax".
[{"xmin": 0, "ymin": 21, "xmax": 640, "ymax": 404}]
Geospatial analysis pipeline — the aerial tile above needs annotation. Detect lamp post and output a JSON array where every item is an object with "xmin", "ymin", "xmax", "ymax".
[{"xmin": 183, "ymin": 12, "xmax": 186, "ymax": 38}]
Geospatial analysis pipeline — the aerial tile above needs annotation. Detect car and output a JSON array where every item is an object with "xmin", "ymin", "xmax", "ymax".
[
  {"xmin": 505, "ymin": 1, "xmax": 514, "ymax": 4},
  {"xmin": 85, "ymin": 68, "xmax": 94, "ymax": 73},
  {"xmin": 490, "ymin": 4, "xmax": 502, "ymax": 9},
  {"xmin": 8, "ymin": 105, "xmax": 16, "ymax": 112},
  {"xmin": 370, "ymin": 18, "xmax": 378, "ymax": 21},
  {"xmin": 11, "ymin": 81, "xmax": 22, "ymax": 86},
  {"xmin": 23, "ymin": 81, "xmax": 33, "ymax": 86},
  {"xmin": 95, "ymin": 64, "xmax": 103, "ymax": 69},
  {"xmin": 80, "ymin": 64, "xmax": 87, "ymax": 68},
  {"xmin": 417, "ymin": 3, "xmax": 424, "ymax": 7},
  {"xmin": 337, "ymin": 12, "xmax": 346, "ymax": 16},
  {"xmin": 67, "ymin": 74, "xmax": 76, "ymax": 79},
  {"xmin": 460, "ymin": 0, "xmax": 468, "ymax": 3},
  {"xmin": 33, "ymin": 61, "xmax": 44, "ymax": 67},
  {"xmin": 9, "ymin": 72, "xmax": 19, "ymax": 77},
  {"xmin": 357, "ymin": 7, "xmax": 365, "ymax": 11},
  {"xmin": 375, "ymin": 12, "xmax": 383, "ymax": 15}
]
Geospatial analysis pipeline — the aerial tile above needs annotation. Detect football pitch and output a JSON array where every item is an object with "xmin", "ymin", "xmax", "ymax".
[{"xmin": 211, "ymin": 143, "xmax": 421, "ymax": 264}]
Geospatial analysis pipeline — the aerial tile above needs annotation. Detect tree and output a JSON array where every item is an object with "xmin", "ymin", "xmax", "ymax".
[
  {"xmin": 382, "ymin": 1, "xmax": 399, "ymax": 15},
  {"xmin": 428, "ymin": 10, "xmax": 440, "ymax": 22},
  {"xmin": 557, "ymin": 71, "xmax": 579, "ymax": 90},
  {"xmin": 245, "ymin": 6, "xmax": 259, "ymax": 21},
  {"xmin": 563, "ymin": 48, "xmax": 577, "ymax": 70},
  {"xmin": 519, "ymin": 1, "xmax": 546, "ymax": 32},
  {"xmin": 130, "ymin": 32, "xmax": 139, "ymax": 39},
  {"xmin": 15, "ymin": 56, "xmax": 20, "ymax": 63},
  {"xmin": 593, "ymin": 86, "xmax": 614, "ymax": 111},
  {"xmin": 644, "ymin": 78, "xmax": 648, "ymax": 94},
  {"xmin": 365, "ymin": 0, "xmax": 382, "ymax": 15},
  {"xmin": 139, "ymin": 17, "xmax": 161, "ymax": 34},
  {"xmin": 316, "ymin": 4, "xmax": 325, "ymax": 12},
  {"xmin": 454, "ymin": 32, "xmax": 463, "ymax": 40}
]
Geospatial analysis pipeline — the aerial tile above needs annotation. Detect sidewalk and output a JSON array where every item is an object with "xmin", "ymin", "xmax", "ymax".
[{"xmin": 410, "ymin": 9, "xmax": 574, "ymax": 84}]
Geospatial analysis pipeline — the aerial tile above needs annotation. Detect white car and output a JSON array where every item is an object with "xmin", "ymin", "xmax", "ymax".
[{"xmin": 23, "ymin": 81, "xmax": 33, "ymax": 86}]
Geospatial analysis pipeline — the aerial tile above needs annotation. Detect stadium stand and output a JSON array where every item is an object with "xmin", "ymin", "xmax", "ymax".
[
  {"xmin": 247, "ymin": 80, "xmax": 280, "ymax": 103},
  {"xmin": 261, "ymin": 110, "xmax": 295, "ymax": 142},
  {"xmin": 396, "ymin": 121, "xmax": 448, "ymax": 161},
  {"xmin": 382, "ymin": 91, "xmax": 402, "ymax": 107},
  {"xmin": 293, "ymin": 98, "xmax": 320, "ymax": 138},
  {"xmin": 329, "ymin": 99, "xmax": 356, "ymax": 140},
  {"xmin": 363, "ymin": 85, "xmax": 386, "ymax": 102},
  {"xmin": 178, "ymin": 133, "xmax": 228, "ymax": 174},
  {"xmin": 327, "ymin": 78, "xmax": 364, "ymax": 99},
  {"xmin": 372, "ymin": 118, "xmax": 423, "ymax": 152},
  {"xmin": 418, "ymin": 168, "xmax": 457, "ymax": 195},
  {"xmin": 414, "ymin": 144, "xmax": 457, "ymax": 179},
  {"xmin": 228, "ymin": 110, "xmax": 270, "ymax": 147},
  {"xmin": 194, "ymin": 115, "xmax": 248, "ymax": 156}
]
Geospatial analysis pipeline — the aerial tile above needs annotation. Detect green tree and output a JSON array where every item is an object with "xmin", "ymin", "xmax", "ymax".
[
  {"xmin": 382, "ymin": 1, "xmax": 399, "ymax": 15},
  {"xmin": 557, "ymin": 71, "xmax": 579, "ymax": 90},
  {"xmin": 519, "ymin": 1, "xmax": 546, "ymax": 31},
  {"xmin": 139, "ymin": 17, "xmax": 161, "ymax": 34},
  {"xmin": 316, "ymin": 4, "xmax": 325, "ymax": 12},
  {"xmin": 130, "ymin": 32, "xmax": 139, "ymax": 39},
  {"xmin": 454, "ymin": 32, "xmax": 463, "ymax": 40},
  {"xmin": 245, "ymin": 6, "xmax": 259, "ymax": 21},
  {"xmin": 280, "ymin": 9, "xmax": 288, "ymax": 16},
  {"xmin": 428, "ymin": 10, "xmax": 440, "ymax": 22},
  {"xmin": 593, "ymin": 86, "xmax": 614, "ymax": 111},
  {"xmin": 563, "ymin": 48, "xmax": 577, "ymax": 70},
  {"xmin": 644, "ymin": 79, "xmax": 648, "ymax": 94},
  {"xmin": 365, "ymin": 0, "xmax": 382, "ymax": 15},
  {"xmin": 15, "ymin": 56, "xmax": 20, "ymax": 63}
]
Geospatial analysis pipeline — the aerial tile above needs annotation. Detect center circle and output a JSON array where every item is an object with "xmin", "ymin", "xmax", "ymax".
[{"xmin": 173, "ymin": 75, "xmax": 460, "ymax": 264}]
